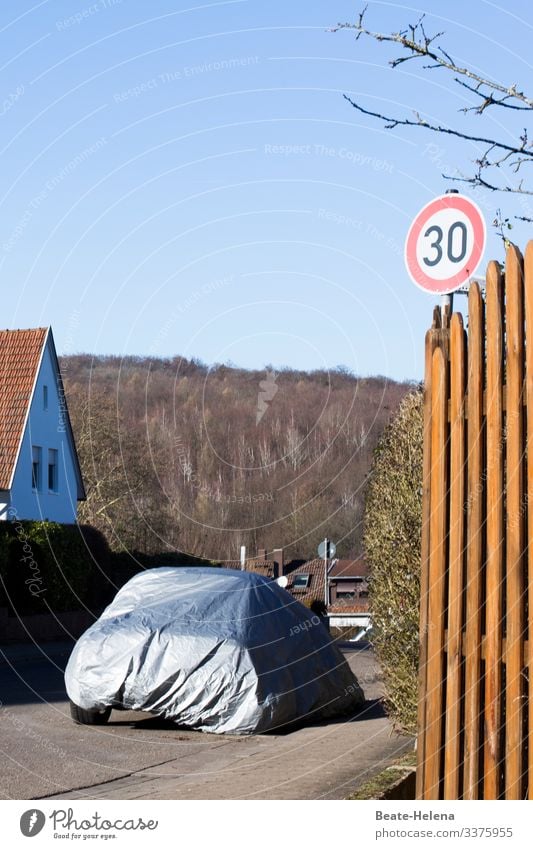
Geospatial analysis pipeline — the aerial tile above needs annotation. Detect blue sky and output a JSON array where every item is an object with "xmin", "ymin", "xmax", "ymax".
[{"xmin": 1, "ymin": 0, "xmax": 532, "ymax": 380}]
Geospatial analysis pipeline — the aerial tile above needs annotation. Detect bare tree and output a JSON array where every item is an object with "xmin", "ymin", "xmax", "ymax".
[
  {"xmin": 63, "ymin": 353, "xmax": 411, "ymax": 561},
  {"xmin": 332, "ymin": 6, "xmax": 533, "ymax": 222}
]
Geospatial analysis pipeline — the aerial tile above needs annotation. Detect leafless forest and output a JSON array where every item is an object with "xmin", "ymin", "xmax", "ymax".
[{"xmin": 61, "ymin": 354, "xmax": 414, "ymax": 562}]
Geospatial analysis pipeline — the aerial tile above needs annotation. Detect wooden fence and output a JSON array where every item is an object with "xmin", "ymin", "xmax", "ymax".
[{"xmin": 417, "ymin": 242, "xmax": 533, "ymax": 800}]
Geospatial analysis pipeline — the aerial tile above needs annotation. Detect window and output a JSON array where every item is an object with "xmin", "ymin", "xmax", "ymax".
[
  {"xmin": 293, "ymin": 574, "xmax": 310, "ymax": 590},
  {"xmin": 336, "ymin": 589, "xmax": 356, "ymax": 599},
  {"xmin": 32, "ymin": 446, "xmax": 42, "ymax": 490},
  {"xmin": 334, "ymin": 578, "xmax": 363, "ymax": 600},
  {"xmin": 43, "ymin": 384, "xmax": 48, "ymax": 411},
  {"xmin": 48, "ymin": 449, "xmax": 58, "ymax": 492}
]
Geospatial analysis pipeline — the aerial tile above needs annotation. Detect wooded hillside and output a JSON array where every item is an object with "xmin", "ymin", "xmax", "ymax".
[{"xmin": 61, "ymin": 354, "xmax": 414, "ymax": 562}]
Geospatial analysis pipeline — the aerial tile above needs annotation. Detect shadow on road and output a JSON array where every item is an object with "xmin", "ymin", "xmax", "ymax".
[
  {"xmin": 87, "ymin": 698, "xmax": 387, "ymax": 738},
  {"xmin": 266, "ymin": 697, "xmax": 387, "ymax": 735},
  {"xmin": 0, "ymin": 658, "xmax": 68, "ymax": 706}
]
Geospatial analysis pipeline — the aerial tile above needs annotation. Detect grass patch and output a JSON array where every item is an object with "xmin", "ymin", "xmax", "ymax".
[{"xmin": 346, "ymin": 750, "xmax": 416, "ymax": 800}]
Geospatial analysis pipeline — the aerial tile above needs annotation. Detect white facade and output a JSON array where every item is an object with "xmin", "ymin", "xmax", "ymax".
[{"xmin": 0, "ymin": 331, "xmax": 84, "ymax": 523}]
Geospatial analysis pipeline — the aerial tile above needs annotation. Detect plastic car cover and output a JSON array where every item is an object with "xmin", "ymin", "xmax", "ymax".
[{"xmin": 65, "ymin": 566, "xmax": 365, "ymax": 734}]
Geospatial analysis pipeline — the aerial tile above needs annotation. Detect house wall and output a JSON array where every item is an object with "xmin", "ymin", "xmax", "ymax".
[
  {"xmin": 0, "ymin": 495, "xmax": 10, "ymax": 522},
  {"xmin": 7, "ymin": 340, "xmax": 79, "ymax": 523},
  {"xmin": 329, "ymin": 577, "xmax": 368, "ymax": 603}
]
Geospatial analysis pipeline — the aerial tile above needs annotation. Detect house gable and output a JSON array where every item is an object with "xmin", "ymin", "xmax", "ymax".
[{"xmin": 0, "ymin": 327, "xmax": 85, "ymax": 523}]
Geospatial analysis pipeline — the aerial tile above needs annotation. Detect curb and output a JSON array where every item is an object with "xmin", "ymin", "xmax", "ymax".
[
  {"xmin": 346, "ymin": 750, "xmax": 417, "ymax": 800},
  {"xmin": 381, "ymin": 769, "xmax": 416, "ymax": 800}
]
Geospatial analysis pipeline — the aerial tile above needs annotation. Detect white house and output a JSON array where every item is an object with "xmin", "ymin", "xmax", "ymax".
[{"xmin": 0, "ymin": 327, "xmax": 85, "ymax": 523}]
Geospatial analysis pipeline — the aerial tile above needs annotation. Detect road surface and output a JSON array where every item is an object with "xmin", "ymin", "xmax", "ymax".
[{"xmin": 0, "ymin": 640, "xmax": 413, "ymax": 800}]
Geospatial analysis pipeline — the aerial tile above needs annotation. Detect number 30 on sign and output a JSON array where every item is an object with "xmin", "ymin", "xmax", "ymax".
[{"xmin": 404, "ymin": 194, "xmax": 486, "ymax": 294}]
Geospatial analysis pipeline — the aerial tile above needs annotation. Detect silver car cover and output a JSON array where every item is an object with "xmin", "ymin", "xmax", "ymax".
[{"xmin": 65, "ymin": 566, "xmax": 365, "ymax": 734}]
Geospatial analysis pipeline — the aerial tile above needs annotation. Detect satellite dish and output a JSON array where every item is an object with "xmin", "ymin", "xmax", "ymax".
[{"xmin": 276, "ymin": 576, "xmax": 288, "ymax": 588}]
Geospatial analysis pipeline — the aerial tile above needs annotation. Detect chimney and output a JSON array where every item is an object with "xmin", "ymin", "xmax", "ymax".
[{"xmin": 272, "ymin": 548, "xmax": 284, "ymax": 579}]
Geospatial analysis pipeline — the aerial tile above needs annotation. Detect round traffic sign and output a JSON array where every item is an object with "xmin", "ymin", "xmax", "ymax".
[
  {"xmin": 405, "ymin": 194, "xmax": 486, "ymax": 294},
  {"xmin": 317, "ymin": 539, "xmax": 336, "ymax": 559}
]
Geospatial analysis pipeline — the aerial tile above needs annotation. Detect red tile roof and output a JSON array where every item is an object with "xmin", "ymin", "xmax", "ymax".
[
  {"xmin": 328, "ymin": 558, "xmax": 369, "ymax": 579},
  {"xmin": 287, "ymin": 557, "xmax": 370, "ymax": 606},
  {"xmin": 328, "ymin": 601, "xmax": 370, "ymax": 614},
  {"xmin": 0, "ymin": 328, "xmax": 48, "ymax": 490},
  {"xmin": 287, "ymin": 558, "xmax": 327, "ymax": 603}
]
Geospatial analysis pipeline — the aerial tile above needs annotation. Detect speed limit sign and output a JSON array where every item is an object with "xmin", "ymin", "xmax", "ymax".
[{"xmin": 404, "ymin": 194, "xmax": 486, "ymax": 294}]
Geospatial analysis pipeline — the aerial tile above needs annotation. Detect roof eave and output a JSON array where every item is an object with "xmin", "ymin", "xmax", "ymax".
[{"xmin": 7, "ymin": 327, "xmax": 50, "ymax": 491}]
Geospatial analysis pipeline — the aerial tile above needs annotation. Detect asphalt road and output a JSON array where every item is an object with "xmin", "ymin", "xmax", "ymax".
[{"xmin": 0, "ymin": 641, "xmax": 413, "ymax": 800}]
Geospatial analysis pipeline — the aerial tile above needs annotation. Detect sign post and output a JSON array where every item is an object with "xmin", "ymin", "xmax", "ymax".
[
  {"xmin": 405, "ymin": 193, "xmax": 486, "ymax": 296},
  {"xmin": 317, "ymin": 538, "xmax": 336, "ymax": 607}
]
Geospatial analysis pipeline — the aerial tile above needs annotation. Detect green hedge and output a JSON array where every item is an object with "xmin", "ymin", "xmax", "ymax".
[
  {"xmin": 0, "ymin": 521, "xmax": 216, "ymax": 616},
  {"xmin": 0, "ymin": 521, "xmax": 110, "ymax": 614},
  {"xmin": 363, "ymin": 389, "xmax": 423, "ymax": 733}
]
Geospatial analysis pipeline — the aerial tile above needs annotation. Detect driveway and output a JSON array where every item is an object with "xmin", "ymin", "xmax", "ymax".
[{"xmin": 0, "ymin": 640, "xmax": 413, "ymax": 800}]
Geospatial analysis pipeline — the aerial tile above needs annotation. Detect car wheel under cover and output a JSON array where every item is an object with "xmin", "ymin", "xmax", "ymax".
[{"xmin": 69, "ymin": 700, "xmax": 112, "ymax": 725}]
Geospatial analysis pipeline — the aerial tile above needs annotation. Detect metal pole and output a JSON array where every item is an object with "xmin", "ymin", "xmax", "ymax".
[
  {"xmin": 441, "ymin": 293, "xmax": 454, "ymax": 315},
  {"xmin": 324, "ymin": 537, "xmax": 328, "ymax": 607},
  {"xmin": 442, "ymin": 189, "xmax": 458, "ymax": 318}
]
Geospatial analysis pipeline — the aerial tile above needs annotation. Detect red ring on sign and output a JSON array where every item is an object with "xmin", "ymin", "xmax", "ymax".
[{"xmin": 405, "ymin": 195, "xmax": 486, "ymax": 294}]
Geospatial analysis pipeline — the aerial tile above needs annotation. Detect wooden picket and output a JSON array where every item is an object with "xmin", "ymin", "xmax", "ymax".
[
  {"xmin": 443, "ymin": 312, "xmax": 466, "ymax": 799},
  {"xmin": 484, "ymin": 261, "xmax": 504, "ymax": 799},
  {"xmin": 526, "ymin": 242, "xmax": 533, "ymax": 793},
  {"xmin": 464, "ymin": 282, "xmax": 484, "ymax": 799},
  {"xmin": 504, "ymin": 246, "xmax": 525, "ymax": 799},
  {"xmin": 417, "ymin": 242, "xmax": 533, "ymax": 799}
]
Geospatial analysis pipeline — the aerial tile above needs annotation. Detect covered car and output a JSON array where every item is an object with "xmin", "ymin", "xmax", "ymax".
[{"xmin": 65, "ymin": 566, "xmax": 365, "ymax": 734}]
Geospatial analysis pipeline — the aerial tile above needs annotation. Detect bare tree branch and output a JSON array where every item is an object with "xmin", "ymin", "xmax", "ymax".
[
  {"xmin": 333, "ymin": 8, "xmax": 533, "ymax": 202},
  {"xmin": 331, "ymin": 8, "xmax": 533, "ymax": 108},
  {"xmin": 444, "ymin": 172, "xmax": 533, "ymax": 195},
  {"xmin": 455, "ymin": 78, "xmax": 533, "ymax": 113},
  {"xmin": 342, "ymin": 94, "xmax": 533, "ymax": 159}
]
